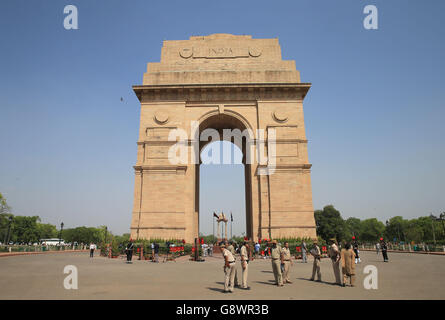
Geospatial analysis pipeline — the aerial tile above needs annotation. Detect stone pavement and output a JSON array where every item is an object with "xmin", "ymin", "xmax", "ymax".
[{"xmin": 0, "ymin": 251, "xmax": 444, "ymax": 300}]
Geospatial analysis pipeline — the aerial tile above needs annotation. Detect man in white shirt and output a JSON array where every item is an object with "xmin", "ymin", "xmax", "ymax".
[{"xmin": 89, "ymin": 243, "xmax": 96, "ymax": 258}]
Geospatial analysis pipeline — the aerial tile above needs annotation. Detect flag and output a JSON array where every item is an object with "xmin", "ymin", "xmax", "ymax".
[
  {"xmin": 213, "ymin": 212, "xmax": 218, "ymax": 219},
  {"xmin": 231, "ymin": 212, "xmax": 233, "ymax": 222}
]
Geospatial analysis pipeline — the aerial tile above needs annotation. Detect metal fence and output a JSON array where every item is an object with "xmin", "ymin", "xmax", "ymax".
[
  {"xmin": 0, "ymin": 244, "xmax": 88, "ymax": 253},
  {"xmin": 360, "ymin": 243, "xmax": 445, "ymax": 253}
]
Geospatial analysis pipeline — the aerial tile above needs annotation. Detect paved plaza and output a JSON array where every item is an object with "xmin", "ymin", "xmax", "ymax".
[{"xmin": 0, "ymin": 251, "xmax": 444, "ymax": 300}]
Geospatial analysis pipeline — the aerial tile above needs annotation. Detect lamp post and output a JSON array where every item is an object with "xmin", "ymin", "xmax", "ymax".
[
  {"xmin": 5, "ymin": 216, "xmax": 13, "ymax": 246},
  {"xmin": 59, "ymin": 222, "xmax": 64, "ymax": 248},
  {"xmin": 429, "ymin": 214, "xmax": 436, "ymax": 248},
  {"xmin": 440, "ymin": 213, "xmax": 445, "ymax": 237}
]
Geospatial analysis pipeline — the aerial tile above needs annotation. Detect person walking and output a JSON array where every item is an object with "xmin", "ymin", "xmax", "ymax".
[
  {"xmin": 264, "ymin": 244, "xmax": 270, "ymax": 259},
  {"xmin": 254, "ymin": 242, "xmax": 260, "ymax": 259},
  {"xmin": 340, "ymin": 242, "xmax": 356, "ymax": 287},
  {"xmin": 89, "ymin": 243, "xmax": 96, "ymax": 258},
  {"xmin": 310, "ymin": 241, "xmax": 322, "ymax": 282},
  {"xmin": 301, "ymin": 240, "xmax": 308, "ymax": 263},
  {"xmin": 202, "ymin": 242, "xmax": 207, "ymax": 257},
  {"xmin": 153, "ymin": 242, "xmax": 160, "ymax": 263},
  {"xmin": 380, "ymin": 238, "xmax": 389, "ymax": 262},
  {"xmin": 282, "ymin": 242, "xmax": 292, "ymax": 284},
  {"xmin": 328, "ymin": 238, "xmax": 342, "ymax": 286},
  {"xmin": 352, "ymin": 238, "xmax": 361, "ymax": 264},
  {"xmin": 271, "ymin": 240, "xmax": 283, "ymax": 286},
  {"xmin": 221, "ymin": 244, "xmax": 236, "ymax": 293},
  {"xmin": 240, "ymin": 241, "xmax": 250, "ymax": 290},
  {"xmin": 125, "ymin": 239, "xmax": 134, "ymax": 263}
]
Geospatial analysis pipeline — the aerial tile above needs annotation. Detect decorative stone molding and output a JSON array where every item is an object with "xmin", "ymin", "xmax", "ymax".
[
  {"xmin": 134, "ymin": 83, "xmax": 310, "ymax": 103},
  {"xmin": 178, "ymin": 46, "xmax": 262, "ymax": 59},
  {"xmin": 153, "ymin": 111, "xmax": 169, "ymax": 124},
  {"xmin": 272, "ymin": 109, "xmax": 288, "ymax": 123}
]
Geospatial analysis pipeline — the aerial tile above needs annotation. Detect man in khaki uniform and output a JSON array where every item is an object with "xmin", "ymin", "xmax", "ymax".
[
  {"xmin": 240, "ymin": 242, "xmax": 250, "ymax": 290},
  {"xmin": 221, "ymin": 244, "xmax": 236, "ymax": 293},
  {"xmin": 310, "ymin": 240, "xmax": 322, "ymax": 282},
  {"xmin": 227, "ymin": 241, "xmax": 240, "ymax": 287},
  {"xmin": 340, "ymin": 242, "xmax": 356, "ymax": 287},
  {"xmin": 282, "ymin": 242, "xmax": 293, "ymax": 284},
  {"xmin": 328, "ymin": 238, "xmax": 342, "ymax": 286},
  {"xmin": 271, "ymin": 240, "xmax": 284, "ymax": 286}
]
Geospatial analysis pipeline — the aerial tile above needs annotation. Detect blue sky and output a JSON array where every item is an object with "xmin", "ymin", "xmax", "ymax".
[{"xmin": 0, "ymin": 0, "xmax": 444, "ymax": 235}]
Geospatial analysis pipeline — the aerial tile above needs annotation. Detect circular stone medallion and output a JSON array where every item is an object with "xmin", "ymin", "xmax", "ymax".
[
  {"xmin": 272, "ymin": 109, "xmax": 288, "ymax": 123},
  {"xmin": 249, "ymin": 47, "xmax": 262, "ymax": 57},
  {"xmin": 154, "ymin": 111, "xmax": 169, "ymax": 124},
  {"xmin": 179, "ymin": 47, "xmax": 193, "ymax": 58}
]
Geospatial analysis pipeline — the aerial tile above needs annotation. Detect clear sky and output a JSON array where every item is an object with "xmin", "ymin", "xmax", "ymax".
[{"xmin": 0, "ymin": 1, "xmax": 444, "ymax": 236}]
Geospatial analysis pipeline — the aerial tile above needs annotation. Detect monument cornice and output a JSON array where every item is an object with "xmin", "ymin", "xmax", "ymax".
[
  {"xmin": 257, "ymin": 164, "xmax": 312, "ymax": 169},
  {"xmin": 260, "ymin": 225, "xmax": 317, "ymax": 229},
  {"xmin": 133, "ymin": 83, "xmax": 311, "ymax": 102},
  {"xmin": 255, "ymin": 164, "xmax": 312, "ymax": 175},
  {"xmin": 133, "ymin": 165, "xmax": 188, "ymax": 172}
]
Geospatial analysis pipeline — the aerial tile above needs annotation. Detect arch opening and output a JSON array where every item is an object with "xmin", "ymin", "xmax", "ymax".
[{"xmin": 195, "ymin": 113, "xmax": 254, "ymax": 240}]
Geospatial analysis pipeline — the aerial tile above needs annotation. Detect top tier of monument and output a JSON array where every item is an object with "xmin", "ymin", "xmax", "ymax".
[{"xmin": 142, "ymin": 34, "xmax": 301, "ymax": 86}]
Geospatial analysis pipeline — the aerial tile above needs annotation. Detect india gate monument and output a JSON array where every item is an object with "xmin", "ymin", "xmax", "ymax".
[{"xmin": 130, "ymin": 34, "xmax": 316, "ymax": 243}]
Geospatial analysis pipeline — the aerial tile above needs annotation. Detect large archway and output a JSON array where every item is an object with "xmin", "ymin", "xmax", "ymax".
[
  {"xmin": 130, "ymin": 34, "xmax": 317, "ymax": 243},
  {"xmin": 195, "ymin": 113, "xmax": 253, "ymax": 239}
]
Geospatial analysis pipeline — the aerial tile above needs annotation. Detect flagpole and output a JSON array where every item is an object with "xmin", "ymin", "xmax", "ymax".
[
  {"xmin": 213, "ymin": 213, "xmax": 215, "ymax": 242},
  {"xmin": 231, "ymin": 211, "xmax": 233, "ymax": 240},
  {"xmin": 221, "ymin": 215, "xmax": 224, "ymax": 241}
]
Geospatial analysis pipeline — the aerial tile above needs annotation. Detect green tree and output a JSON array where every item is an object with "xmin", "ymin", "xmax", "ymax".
[
  {"xmin": 0, "ymin": 193, "xmax": 13, "ymax": 243},
  {"xmin": 404, "ymin": 219, "xmax": 424, "ymax": 243},
  {"xmin": 345, "ymin": 217, "xmax": 362, "ymax": 240},
  {"xmin": 36, "ymin": 223, "xmax": 58, "ymax": 239},
  {"xmin": 10, "ymin": 215, "xmax": 41, "ymax": 243},
  {"xmin": 384, "ymin": 216, "xmax": 407, "ymax": 242},
  {"xmin": 314, "ymin": 205, "xmax": 347, "ymax": 242},
  {"xmin": 415, "ymin": 216, "xmax": 443, "ymax": 242},
  {"xmin": 97, "ymin": 225, "xmax": 110, "ymax": 243},
  {"xmin": 360, "ymin": 218, "xmax": 385, "ymax": 242},
  {"xmin": 0, "ymin": 193, "xmax": 11, "ymax": 214},
  {"xmin": 62, "ymin": 226, "xmax": 103, "ymax": 244}
]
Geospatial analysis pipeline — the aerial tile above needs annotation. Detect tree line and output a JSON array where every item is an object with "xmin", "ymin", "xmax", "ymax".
[
  {"xmin": 315, "ymin": 205, "xmax": 445, "ymax": 244},
  {"xmin": 1, "ymin": 193, "xmax": 122, "ymax": 244}
]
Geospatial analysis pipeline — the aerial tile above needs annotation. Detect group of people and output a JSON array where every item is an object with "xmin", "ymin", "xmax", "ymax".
[
  {"xmin": 125, "ymin": 240, "xmax": 162, "ymax": 263},
  {"xmin": 201, "ymin": 242, "xmax": 214, "ymax": 256},
  {"xmin": 220, "ymin": 238, "xmax": 390, "ymax": 292},
  {"xmin": 89, "ymin": 238, "xmax": 185, "ymax": 263},
  {"xmin": 305, "ymin": 238, "xmax": 389, "ymax": 286},
  {"xmin": 220, "ymin": 239, "xmax": 295, "ymax": 293},
  {"xmin": 324, "ymin": 239, "xmax": 357, "ymax": 287}
]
